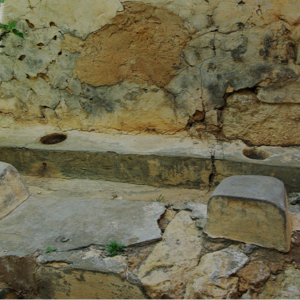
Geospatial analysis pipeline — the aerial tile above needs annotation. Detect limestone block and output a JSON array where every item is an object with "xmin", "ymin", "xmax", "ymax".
[
  {"xmin": 222, "ymin": 90, "xmax": 300, "ymax": 146},
  {"xmin": 204, "ymin": 175, "xmax": 291, "ymax": 252},
  {"xmin": 0, "ymin": 162, "xmax": 30, "ymax": 219},
  {"xmin": 257, "ymin": 79, "xmax": 300, "ymax": 104},
  {"xmin": 55, "ymin": 81, "xmax": 187, "ymax": 134}
]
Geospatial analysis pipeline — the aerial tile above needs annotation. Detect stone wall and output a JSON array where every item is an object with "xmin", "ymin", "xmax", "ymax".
[{"xmin": 1, "ymin": 0, "xmax": 300, "ymax": 146}]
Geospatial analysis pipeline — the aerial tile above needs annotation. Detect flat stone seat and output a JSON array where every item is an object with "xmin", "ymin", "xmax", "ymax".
[{"xmin": 204, "ymin": 175, "xmax": 291, "ymax": 252}]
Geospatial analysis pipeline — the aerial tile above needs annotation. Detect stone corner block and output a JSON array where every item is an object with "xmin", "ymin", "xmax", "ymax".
[
  {"xmin": 0, "ymin": 162, "xmax": 30, "ymax": 220},
  {"xmin": 204, "ymin": 175, "xmax": 291, "ymax": 252}
]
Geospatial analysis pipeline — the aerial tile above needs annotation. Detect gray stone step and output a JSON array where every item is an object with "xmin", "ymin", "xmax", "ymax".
[{"xmin": 0, "ymin": 127, "xmax": 300, "ymax": 191}]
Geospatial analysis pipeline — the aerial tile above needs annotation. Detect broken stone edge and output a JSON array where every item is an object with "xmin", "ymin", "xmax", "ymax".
[{"xmin": 0, "ymin": 162, "xmax": 30, "ymax": 220}]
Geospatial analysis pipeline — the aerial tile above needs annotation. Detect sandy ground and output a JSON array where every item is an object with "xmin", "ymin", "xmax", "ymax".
[{"xmin": 23, "ymin": 175, "xmax": 213, "ymax": 205}]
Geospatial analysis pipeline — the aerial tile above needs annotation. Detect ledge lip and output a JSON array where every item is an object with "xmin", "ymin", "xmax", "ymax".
[{"xmin": 210, "ymin": 175, "xmax": 287, "ymax": 211}]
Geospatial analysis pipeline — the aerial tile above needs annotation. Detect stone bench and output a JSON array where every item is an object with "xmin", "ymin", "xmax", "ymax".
[{"xmin": 204, "ymin": 175, "xmax": 291, "ymax": 252}]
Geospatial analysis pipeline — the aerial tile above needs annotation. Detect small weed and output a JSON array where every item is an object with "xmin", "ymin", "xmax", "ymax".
[
  {"xmin": 155, "ymin": 194, "xmax": 165, "ymax": 202},
  {"xmin": 46, "ymin": 246, "xmax": 57, "ymax": 253},
  {"xmin": 106, "ymin": 241, "xmax": 126, "ymax": 257}
]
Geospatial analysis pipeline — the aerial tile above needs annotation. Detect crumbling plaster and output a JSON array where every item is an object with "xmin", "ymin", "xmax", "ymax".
[{"xmin": 0, "ymin": 0, "xmax": 300, "ymax": 145}]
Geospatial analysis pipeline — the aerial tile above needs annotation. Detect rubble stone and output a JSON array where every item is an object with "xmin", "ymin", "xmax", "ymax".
[
  {"xmin": 185, "ymin": 247, "xmax": 249, "ymax": 299},
  {"xmin": 138, "ymin": 210, "xmax": 202, "ymax": 299}
]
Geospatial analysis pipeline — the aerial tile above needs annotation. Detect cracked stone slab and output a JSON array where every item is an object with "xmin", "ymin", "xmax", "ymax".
[
  {"xmin": 0, "ymin": 127, "xmax": 222, "ymax": 159},
  {"xmin": 0, "ymin": 194, "xmax": 165, "ymax": 256}
]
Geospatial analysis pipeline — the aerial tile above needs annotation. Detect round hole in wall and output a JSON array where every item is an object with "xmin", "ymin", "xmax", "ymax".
[
  {"xmin": 40, "ymin": 133, "xmax": 67, "ymax": 145},
  {"xmin": 242, "ymin": 147, "xmax": 270, "ymax": 160}
]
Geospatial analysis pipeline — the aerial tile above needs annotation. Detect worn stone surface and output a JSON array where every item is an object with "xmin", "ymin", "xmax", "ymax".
[
  {"xmin": 204, "ymin": 176, "xmax": 292, "ymax": 252},
  {"xmin": 36, "ymin": 266, "xmax": 146, "ymax": 299},
  {"xmin": 1, "ymin": 0, "xmax": 123, "ymax": 39},
  {"xmin": 138, "ymin": 210, "xmax": 202, "ymax": 299},
  {"xmin": 0, "ymin": 127, "xmax": 217, "ymax": 189},
  {"xmin": 0, "ymin": 242, "xmax": 148, "ymax": 299},
  {"xmin": 0, "ymin": 195, "xmax": 165, "ymax": 256},
  {"xmin": 72, "ymin": 81, "xmax": 187, "ymax": 134},
  {"xmin": 62, "ymin": 2, "xmax": 190, "ymax": 87},
  {"xmin": 1, "ymin": 173, "xmax": 300, "ymax": 298},
  {"xmin": 185, "ymin": 202, "xmax": 207, "ymax": 228},
  {"xmin": 237, "ymin": 260, "xmax": 271, "ymax": 293},
  {"xmin": 1, "ymin": 0, "xmax": 300, "ymax": 143},
  {"xmin": 185, "ymin": 247, "xmax": 249, "ymax": 299},
  {"xmin": 222, "ymin": 90, "xmax": 300, "ymax": 146},
  {"xmin": 0, "ymin": 256, "xmax": 38, "ymax": 298},
  {"xmin": 201, "ymin": 234, "xmax": 234, "ymax": 254},
  {"xmin": 23, "ymin": 175, "xmax": 211, "ymax": 205},
  {"xmin": 1, "ymin": 127, "xmax": 300, "ymax": 192},
  {"xmin": 219, "ymin": 140, "xmax": 300, "ymax": 192},
  {"xmin": 0, "ymin": 162, "xmax": 30, "ymax": 220},
  {"xmin": 258, "ymin": 265, "xmax": 300, "ymax": 299}
]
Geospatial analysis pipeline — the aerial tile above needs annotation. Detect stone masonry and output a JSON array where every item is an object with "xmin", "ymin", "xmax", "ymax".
[{"xmin": 0, "ymin": 0, "xmax": 300, "ymax": 146}]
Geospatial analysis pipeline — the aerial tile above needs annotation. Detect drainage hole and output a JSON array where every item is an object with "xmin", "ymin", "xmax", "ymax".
[
  {"xmin": 242, "ymin": 147, "xmax": 270, "ymax": 160},
  {"xmin": 40, "ymin": 133, "xmax": 67, "ymax": 145}
]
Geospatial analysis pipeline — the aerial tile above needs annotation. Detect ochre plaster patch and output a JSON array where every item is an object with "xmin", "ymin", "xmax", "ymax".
[{"xmin": 62, "ymin": 2, "xmax": 190, "ymax": 87}]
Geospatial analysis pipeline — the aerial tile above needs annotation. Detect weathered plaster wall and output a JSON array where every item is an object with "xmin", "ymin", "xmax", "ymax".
[{"xmin": 1, "ymin": 0, "xmax": 300, "ymax": 145}]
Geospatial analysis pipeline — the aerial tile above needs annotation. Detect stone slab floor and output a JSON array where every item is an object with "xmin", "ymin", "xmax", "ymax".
[{"xmin": 1, "ymin": 176, "xmax": 300, "ymax": 298}]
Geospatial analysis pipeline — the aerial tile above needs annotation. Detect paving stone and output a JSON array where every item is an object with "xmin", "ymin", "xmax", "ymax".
[
  {"xmin": 204, "ymin": 175, "xmax": 291, "ymax": 252},
  {"xmin": 0, "ymin": 162, "xmax": 30, "ymax": 220},
  {"xmin": 0, "ymin": 195, "xmax": 165, "ymax": 256}
]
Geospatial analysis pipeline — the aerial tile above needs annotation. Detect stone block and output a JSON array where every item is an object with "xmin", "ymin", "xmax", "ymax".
[
  {"xmin": 0, "ymin": 162, "xmax": 30, "ymax": 220},
  {"xmin": 204, "ymin": 175, "xmax": 291, "ymax": 252}
]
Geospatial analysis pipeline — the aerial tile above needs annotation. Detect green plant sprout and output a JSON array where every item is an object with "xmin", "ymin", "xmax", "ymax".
[
  {"xmin": 46, "ymin": 246, "xmax": 57, "ymax": 253},
  {"xmin": 0, "ymin": 0, "xmax": 24, "ymax": 42},
  {"xmin": 105, "ymin": 241, "xmax": 126, "ymax": 257},
  {"xmin": 155, "ymin": 194, "xmax": 165, "ymax": 202}
]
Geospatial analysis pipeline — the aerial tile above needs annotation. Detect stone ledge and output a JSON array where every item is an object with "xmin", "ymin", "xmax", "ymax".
[{"xmin": 0, "ymin": 128, "xmax": 300, "ymax": 191}]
